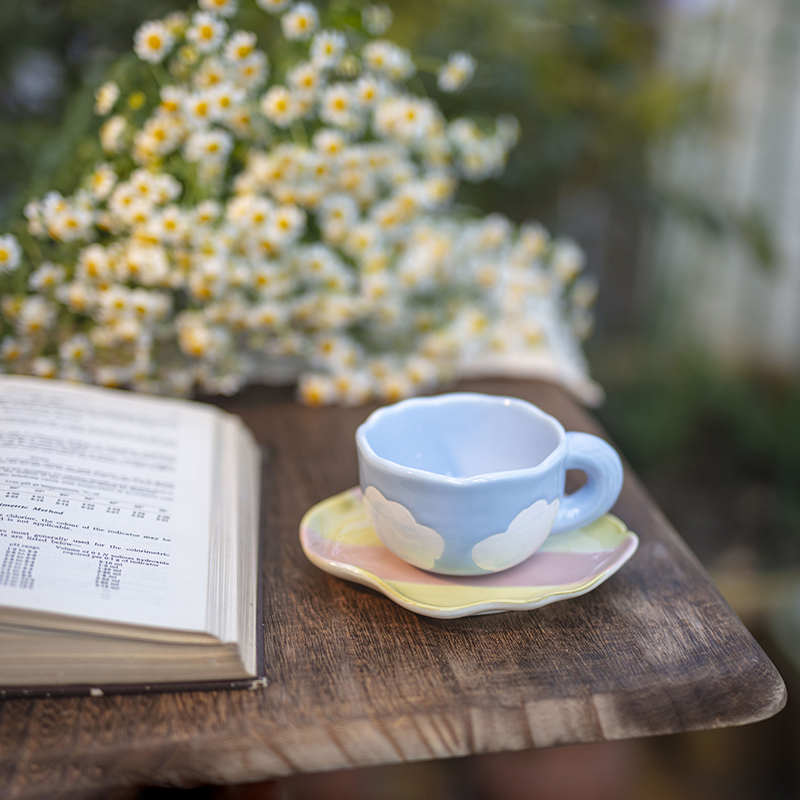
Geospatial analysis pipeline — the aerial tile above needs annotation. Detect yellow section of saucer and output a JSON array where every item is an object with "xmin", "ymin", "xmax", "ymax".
[
  {"xmin": 305, "ymin": 488, "xmax": 382, "ymax": 546},
  {"xmin": 381, "ymin": 575, "xmax": 609, "ymax": 612},
  {"xmin": 538, "ymin": 513, "xmax": 631, "ymax": 552}
]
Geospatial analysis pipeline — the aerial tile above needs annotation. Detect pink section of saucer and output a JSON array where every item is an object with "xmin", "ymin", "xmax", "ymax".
[
  {"xmin": 304, "ymin": 535, "xmax": 626, "ymax": 587},
  {"xmin": 300, "ymin": 487, "xmax": 636, "ymax": 589}
]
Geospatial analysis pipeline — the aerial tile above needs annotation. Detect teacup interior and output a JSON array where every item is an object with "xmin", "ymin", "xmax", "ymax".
[{"xmin": 364, "ymin": 397, "xmax": 562, "ymax": 478}]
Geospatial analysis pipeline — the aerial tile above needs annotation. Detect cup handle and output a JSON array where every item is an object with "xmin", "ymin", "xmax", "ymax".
[{"xmin": 550, "ymin": 432, "xmax": 624, "ymax": 535}]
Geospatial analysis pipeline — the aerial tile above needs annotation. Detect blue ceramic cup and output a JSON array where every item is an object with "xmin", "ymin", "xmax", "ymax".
[{"xmin": 356, "ymin": 392, "xmax": 624, "ymax": 575}]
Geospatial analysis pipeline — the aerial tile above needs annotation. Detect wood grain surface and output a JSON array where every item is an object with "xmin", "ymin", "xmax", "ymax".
[{"xmin": 0, "ymin": 379, "xmax": 786, "ymax": 800}]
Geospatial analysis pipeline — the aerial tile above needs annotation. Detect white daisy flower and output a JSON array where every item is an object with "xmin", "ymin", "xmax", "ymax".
[
  {"xmin": 269, "ymin": 204, "xmax": 306, "ymax": 243},
  {"xmin": 288, "ymin": 61, "xmax": 324, "ymax": 97},
  {"xmin": 187, "ymin": 12, "xmax": 227, "ymax": 54},
  {"xmin": 0, "ymin": 337, "xmax": 26, "ymax": 362},
  {"xmin": 94, "ymin": 81, "xmax": 120, "ymax": 116},
  {"xmin": 152, "ymin": 205, "xmax": 189, "ymax": 244},
  {"xmin": 362, "ymin": 40, "xmax": 414, "ymax": 81},
  {"xmin": 185, "ymin": 129, "xmax": 234, "ymax": 162},
  {"xmin": 0, "ymin": 235, "xmax": 22, "ymax": 273},
  {"xmin": 437, "ymin": 52, "xmax": 476, "ymax": 93},
  {"xmin": 152, "ymin": 172, "xmax": 182, "ymax": 204},
  {"xmin": 333, "ymin": 370, "xmax": 374, "ymax": 406},
  {"xmin": 344, "ymin": 222, "xmax": 381, "ymax": 258},
  {"xmin": 298, "ymin": 373, "xmax": 337, "ymax": 406},
  {"xmin": 76, "ymin": 244, "xmax": 113, "ymax": 283},
  {"xmin": 209, "ymin": 82, "xmax": 246, "ymax": 121},
  {"xmin": 233, "ymin": 52, "xmax": 270, "ymax": 90},
  {"xmin": 552, "ymin": 239, "xmax": 585, "ymax": 283},
  {"xmin": 362, "ymin": 4, "xmax": 393, "ymax": 36},
  {"xmin": 46, "ymin": 204, "xmax": 95, "ymax": 244},
  {"xmin": 60, "ymin": 335, "xmax": 93, "ymax": 363},
  {"xmin": 134, "ymin": 20, "xmax": 175, "ymax": 64},
  {"xmin": 194, "ymin": 57, "xmax": 228, "ymax": 89},
  {"xmin": 256, "ymin": 0, "xmax": 292, "ymax": 13},
  {"xmin": 28, "ymin": 263, "xmax": 65, "ymax": 292},
  {"xmin": 184, "ymin": 91, "xmax": 216, "ymax": 128},
  {"xmin": 320, "ymin": 83, "xmax": 358, "ymax": 129},
  {"xmin": 31, "ymin": 357, "xmax": 57, "ymax": 379},
  {"xmin": 56, "ymin": 282, "xmax": 96, "ymax": 314},
  {"xmin": 312, "ymin": 128, "xmax": 347, "ymax": 157},
  {"xmin": 259, "ymin": 86, "xmax": 299, "ymax": 128},
  {"xmin": 281, "ymin": 2, "xmax": 319, "ymax": 41},
  {"xmin": 94, "ymin": 365, "xmax": 132, "ymax": 388},
  {"xmin": 24, "ymin": 201, "xmax": 44, "ymax": 237},
  {"xmin": 318, "ymin": 192, "xmax": 358, "ymax": 229},
  {"xmin": 158, "ymin": 85, "xmax": 185, "ymax": 115},
  {"xmin": 16, "ymin": 297, "xmax": 56, "ymax": 336},
  {"xmin": 137, "ymin": 115, "xmax": 184, "ymax": 156},
  {"xmin": 227, "ymin": 107, "xmax": 256, "ymax": 137},
  {"xmin": 224, "ymin": 30, "xmax": 258, "ymax": 62},
  {"xmin": 310, "ymin": 30, "xmax": 347, "ymax": 69},
  {"xmin": 354, "ymin": 74, "xmax": 385, "ymax": 106},
  {"xmin": 100, "ymin": 115, "xmax": 127, "ymax": 154},
  {"xmin": 194, "ymin": 200, "xmax": 222, "ymax": 226},
  {"xmin": 199, "ymin": 0, "xmax": 238, "ymax": 18},
  {"xmin": 164, "ymin": 11, "xmax": 190, "ymax": 36},
  {"xmin": 87, "ymin": 163, "xmax": 118, "ymax": 201}
]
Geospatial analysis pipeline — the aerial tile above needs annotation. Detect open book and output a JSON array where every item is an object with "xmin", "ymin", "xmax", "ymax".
[{"xmin": 0, "ymin": 376, "xmax": 261, "ymax": 696}]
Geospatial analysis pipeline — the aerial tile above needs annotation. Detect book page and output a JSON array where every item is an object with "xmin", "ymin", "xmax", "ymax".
[{"xmin": 0, "ymin": 376, "xmax": 217, "ymax": 633}]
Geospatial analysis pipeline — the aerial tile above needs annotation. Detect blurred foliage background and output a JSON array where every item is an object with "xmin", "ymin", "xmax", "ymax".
[
  {"xmin": 3, "ymin": 0, "xmax": 800, "ymax": 562},
  {"xmin": 3, "ymin": 0, "xmax": 797, "ymax": 578},
  {"xmin": 4, "ymin": 2, "xmax": 800, "ymax": 796}
]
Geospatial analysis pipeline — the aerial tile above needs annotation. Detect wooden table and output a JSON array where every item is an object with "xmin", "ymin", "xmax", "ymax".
[{"xmin": 0, "ymin": 379, "xmax": 786, "ymax": 799}]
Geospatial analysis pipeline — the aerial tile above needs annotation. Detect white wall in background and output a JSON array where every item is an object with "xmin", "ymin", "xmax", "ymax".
[{"xmin": 654, "ymin": 0, "xmax": 800, "ymax": 371}]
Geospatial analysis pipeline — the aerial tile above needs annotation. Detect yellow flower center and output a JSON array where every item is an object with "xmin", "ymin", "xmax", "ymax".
[
  {"xmin": 148, "ymin": 34, "xmax": 163, "ymax": 49},
  {"xmin": 128, "ymin": 91, "xmax": 146, "ymax": 110},
  {"xmin": 303, "ymin": 385, "xmax": 324, "ymax": 406}
]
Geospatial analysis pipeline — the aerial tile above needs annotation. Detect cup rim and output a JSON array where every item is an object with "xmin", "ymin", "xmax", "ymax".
[{"xmin": 356, "ymin": 392, "xmax": 566, "ymax": 486}]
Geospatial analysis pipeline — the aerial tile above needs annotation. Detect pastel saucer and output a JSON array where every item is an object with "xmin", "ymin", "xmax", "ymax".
[{"xmin": 299, "ymin": 487, "xmax": 639, "ymax": 619}]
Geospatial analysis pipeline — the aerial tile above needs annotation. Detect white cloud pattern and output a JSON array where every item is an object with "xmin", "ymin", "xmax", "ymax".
[
  {"xmin": 471, "ymin": 498, "xmax": 560, "ymax": 572},
  {"xmin": 363, "ymin": 486, "xmax": 445, "ymax": 570}
]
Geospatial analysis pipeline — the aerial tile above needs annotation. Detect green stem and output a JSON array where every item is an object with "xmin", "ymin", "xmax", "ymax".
[
  {"xmin": 290, "ymin": 119, "xmax": 309, "ymax": 146},
  {"xmin": 19, "ymin": 232, "xmax": 44, "ymax": 267},
  {"xmin": 149, "ymin": 63, "xmax": 168, "ymax": 89}
]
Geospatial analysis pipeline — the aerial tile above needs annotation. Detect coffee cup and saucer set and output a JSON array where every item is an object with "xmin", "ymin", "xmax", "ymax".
[{"xmin": 300, "ymin": 393, "xmax": 638, "ymax": 618}]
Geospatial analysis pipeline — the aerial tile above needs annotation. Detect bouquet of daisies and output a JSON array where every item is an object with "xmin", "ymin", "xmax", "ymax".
[{"xmin": 0, "ymin": 0, "xmax": 599, "ymax": 405}]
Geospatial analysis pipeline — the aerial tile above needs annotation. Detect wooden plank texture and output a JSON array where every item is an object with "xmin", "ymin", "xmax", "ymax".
[{"xmin": 0, "ymin": 379, "xmax": 786, "ymax": 799}]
